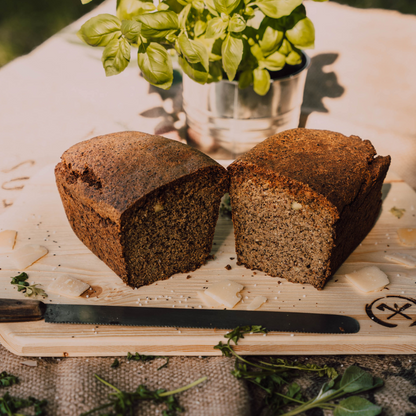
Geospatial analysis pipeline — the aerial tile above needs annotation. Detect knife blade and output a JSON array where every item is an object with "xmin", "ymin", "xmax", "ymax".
[{"xmin": 0, "ymin": 299, "xmax": 360, "ymax": 334}]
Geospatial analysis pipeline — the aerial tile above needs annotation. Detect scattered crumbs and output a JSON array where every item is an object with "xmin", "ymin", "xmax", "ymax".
[
  {"xmin": 290, "ymin": 334, "xmax": 294, "ymax": 337},
  {"xmin": 253, "ymin": 272, "xmax": 257, "ymax": 275},
  {"xmin": 186, "ymin": 275, "xmax": 192, "ymax": 279},
  {"xmin": 230, "ymin": 257, "xmax": 235, "ymax": 260},
  {"xmin": 274, "ymin": 296, "xmax": 277, "ymax": 299},
  {"xmin": 225, "ymin": 265, "xmax": 232, "ymax": 270},
  {"xmin": 198, "ymin": 305, "xmax": 202, "ymax": 308},
  {"xmin": 390, "ymin": 207, "xmax": 405, "ymax": 219}
]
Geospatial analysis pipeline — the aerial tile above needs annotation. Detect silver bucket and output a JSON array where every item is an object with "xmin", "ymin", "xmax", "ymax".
[{"xmin": 183, "ymin": 53, "xmax": 310, "ymax": 158}]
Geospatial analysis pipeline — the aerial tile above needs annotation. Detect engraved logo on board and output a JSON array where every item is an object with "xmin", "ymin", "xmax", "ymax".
[{"xmin": 366, "ymin": 295, "xmax": 416, "ymax": 328}]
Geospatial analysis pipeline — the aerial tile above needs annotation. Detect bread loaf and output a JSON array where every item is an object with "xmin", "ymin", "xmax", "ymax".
[
  {"xmin": 228, "ymin": 128, "xmax": 391, "ymax": 289},
  {"xmin": 55, "ymin": 131, "xmax": 229, "ymax": 288}
]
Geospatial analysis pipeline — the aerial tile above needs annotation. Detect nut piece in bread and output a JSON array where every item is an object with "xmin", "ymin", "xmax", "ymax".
[
  {"xmin": 228, "ymin": 128, "xmax": 390, "ymax": 289},
  {"xmin": 55, "ymin": 131, "xmax": 229, "ymax": 288}
]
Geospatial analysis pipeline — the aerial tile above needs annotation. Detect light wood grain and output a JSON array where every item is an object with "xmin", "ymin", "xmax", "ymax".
[{"xmin": 1, "ymin": 167, "xmax": 416, "ymax": 356}]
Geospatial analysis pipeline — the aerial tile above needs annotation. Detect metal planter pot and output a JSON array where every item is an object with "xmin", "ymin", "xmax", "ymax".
[{"xmin": 183, "ymin": 53, "xmax": 310, "ymax": 158}]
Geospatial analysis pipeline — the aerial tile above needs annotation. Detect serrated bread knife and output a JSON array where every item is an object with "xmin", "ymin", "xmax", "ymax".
[{"xmin": 0, "ymin": 299, "xmax": 360, "ymax": 334}]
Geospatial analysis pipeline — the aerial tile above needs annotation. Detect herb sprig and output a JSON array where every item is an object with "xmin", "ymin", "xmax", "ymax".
[
  {"xmin": 10, "ymin": 273, "xmax": 47, "ymax": 298},
  {"xmin": 0, "ymin": 372, "xmax": 19, "ymax": 388},
  {"xmin": 127, "ymin": 352, "xmax": 170, "ymax": 371},
  {"xmin": 82, "ymin": 374, "xmax": 207, "ymax": 416},
  {"xmin": 214, "ymin": 325, "xmax": 383, "ymax": 415},
  {"xmin": 0, "ymin": 392, "xmax": 47, "ymax": 416}
]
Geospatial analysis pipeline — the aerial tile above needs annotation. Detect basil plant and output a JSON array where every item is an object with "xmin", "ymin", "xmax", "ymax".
[{"xmin": 79, "ymin": 0, "xmax": 327, "ymax": 95}]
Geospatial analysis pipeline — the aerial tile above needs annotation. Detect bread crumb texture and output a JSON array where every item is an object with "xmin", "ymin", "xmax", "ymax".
[
  {"xmin": 228, "ymin": 128, "xmax": 391, "ymax": 290},
  {"xmin": 55, "ymin": 131, "xmax": 229, "ymax": 288}
]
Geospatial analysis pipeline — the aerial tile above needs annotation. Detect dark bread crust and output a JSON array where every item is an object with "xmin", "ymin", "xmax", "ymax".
[
  {"xmin": 55, "ymin": 131, "xmax": 229, "ymax": 287},
  {"xmin": 228, "ymin": 128, "xmax": 391, "ymax": 289}
]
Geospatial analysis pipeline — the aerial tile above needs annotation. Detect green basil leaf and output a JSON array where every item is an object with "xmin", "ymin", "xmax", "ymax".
[
  {"xmin": 178, "ymin": 34, "xmax": 209, "ymax": 71},
  {"xmin": 228, "ymin": 14, "xmax": 246, "ymax": 33},
  {"xmin": 102, "ymin": 37, "xmax": 131, "ymax": 76},
  {"xmin": 213, "ymin": 0, "xmax": 241, "ymax": 16},
  {"xmin": 222, "ymin": 34, "xmax": 243, "ymax": 81},
  {"xmin": 254, "ymin": 0, "xmax": 302, "ymax": 19},
  {"xmin": 192, "ymin": 0, "xmax": 205, "ymax": 12},
  {"xmin": 178, "ymin": 3, "xmax": 192, "ymax": 29},
  {"xmin": 259, "ymin": 25, "xmax": 283, "ymax": 56},
  {"xmin": 339, "ymin": 366, "xmax": 375, "ymax": 393},
  {"xmin": 190, "ymin": 39, "xmax": 210, "ymax": 71},
  {"xmin": 78, "ymin": 14, "xmax": 121, "ymax": 47},
  {"xmin": 121, "ymin": 20, "xmax": 142, "ymax": 43},
  {"xmin": 117, "ymin": 0, "xmax": 156, "ymax": 20},
  {"xmin": 250, "ymin": 43, "xmax": 264, "ymax": 62},
  {"xmin": 205, "ymin": 17, "xmax": 228, "ymax": 39},
  {"xmin": 136, "ymin": 11, "xmax": 179, "ymax": 39},
  {"xmin": 334, "ymin": 397, "xmax": 382, "ymax": 416},
  {"xmin": 278, "ymin": 38, "xmax": 292, "ymax": 55},
  {"xmin": 178, "ymin": 56, "xmax": 208, "ymax": 84},
  {"xmin": 138, "ymin": 43, "xmax": 173, "ymax": 89},
  {"xmin": 285, "ymin": 49, "xmax": 302, "ymax": 65},
  {"xmin": 81, "ymin": 0, "xmax": 93, "ymax": 4},
  {"xmin": 238, "ymin": 69, "xmax": 253, "ymax": 89},
  {"xmin": 286, "ymin": 16, "xmax": 315, "ymax": 48},
  {"xmin": 205, "ymin": 0, "xmax": 219, "ymax": 16},
  {"xmin": 194, "ymin": 20, "xmax": 207, "ymax": 37},
  {"xmin": 261, "ymin": 50, "xmax": 285, "ymax": 71},
  {"xmin": 158, "ymin": 2, "xmax": 170, "ymax": 10},
  {"xmin": 253, "ymin": 67, "xmax": 270, "ymax": 95}
]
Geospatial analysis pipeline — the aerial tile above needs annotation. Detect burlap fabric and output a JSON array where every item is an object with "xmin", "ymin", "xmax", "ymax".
[
  {"xmin": 0, "ymin": 345, "xmax": 251, "ymax": 415},
  {"xmin": 2, "ymin": 344, "xmax": 416, "ymax": 415}
]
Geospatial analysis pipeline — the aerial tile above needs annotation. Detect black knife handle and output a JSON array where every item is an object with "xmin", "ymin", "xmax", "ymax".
[{"xmin": 0, "ymin": 299, "xmax": 45, "ymax": 322}]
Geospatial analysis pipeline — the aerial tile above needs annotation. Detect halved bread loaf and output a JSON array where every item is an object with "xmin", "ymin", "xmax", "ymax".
[
  {"xmin": 55, "ymin": 131, "xmax": 229, "ymax": 288},
  {"xmin": 228, "ymin": 128, "xmax": 390, "ymax": 289}
]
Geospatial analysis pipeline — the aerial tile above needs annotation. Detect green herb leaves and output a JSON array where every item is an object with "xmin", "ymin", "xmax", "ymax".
[
  {"xmin": 78, "ymin": 14, "xmax": 122, "ymax": 47},
  {"xmin": 79, "ymin": 0, "xmax": 325, "ymax": 93},
  {"xmin": 0, "ymin": 392, "xmax": 47, "ymax": 416},
  {"xmin": 222, "ymin": 34, "xmax": 243, "ymax": 80},
  {"xmin": 0, "ymin": 372, "xmax": 18, "ymax": 388},
  {"xmin": 281, "ymin": 366, "xmax": 383, "ymax": 416},
  {"xmin": 136, "ymin": 11, "xmax": 179, "ymax": 40},
  {"xmin": 10, "ymin": 272, "xmax": 47, "ymax": 298},
  {"xmin": 138, "ymin": 43, "xmax": 173, "ymax": 89},
  {"xmin": 254, "ymin": 0, "xmax": 302, "ymax": 19},
  {"xmin": 214, "ymin": 327, "xmax": 383, "ymax": 415},
  {"xmin": 102, "ymin": 37, "xmax": 131, "ymax": 76},
  {"xmin": 82, "ymin": 374, "xmax": 207, "ymax": 416}
]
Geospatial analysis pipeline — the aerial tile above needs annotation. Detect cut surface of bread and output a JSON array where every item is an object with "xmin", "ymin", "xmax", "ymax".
[
  {"xmin": 228, "ymin": 128, "xmax": 391, "ymax": 290},
  {"xmin": 55, "ymin": 131, "xmax": 229, "ymax": 288}
]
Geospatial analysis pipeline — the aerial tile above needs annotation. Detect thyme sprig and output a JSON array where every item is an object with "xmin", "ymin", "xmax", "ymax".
[
  {"xmin": 0, "ymin": 392, "xmax": 47, "ymax": 416},
  {"xmin": 0, "ymin": 372, "xmax": 19, "ymax": 388},
  {"xmin": 10, "ymin": 272, "xmax": 47, "ymax": 298},
  {"xmin": 214, "ymin": 325, "xmax": 383, "ymax": 415},
  {"xmin": 82, "ymin": 374, "xmax": 207, "ymax": 416}
]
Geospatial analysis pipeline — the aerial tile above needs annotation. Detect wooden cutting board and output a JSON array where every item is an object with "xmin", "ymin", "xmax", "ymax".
[{"xmin": 1, "ymin": 165, "xmax": 416, "ymax": 357}]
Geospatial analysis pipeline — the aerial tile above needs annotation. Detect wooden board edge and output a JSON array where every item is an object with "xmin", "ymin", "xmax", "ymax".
[{"xmin": 2, "ymin": 331, "xmax": 416, "ymax": 357}]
